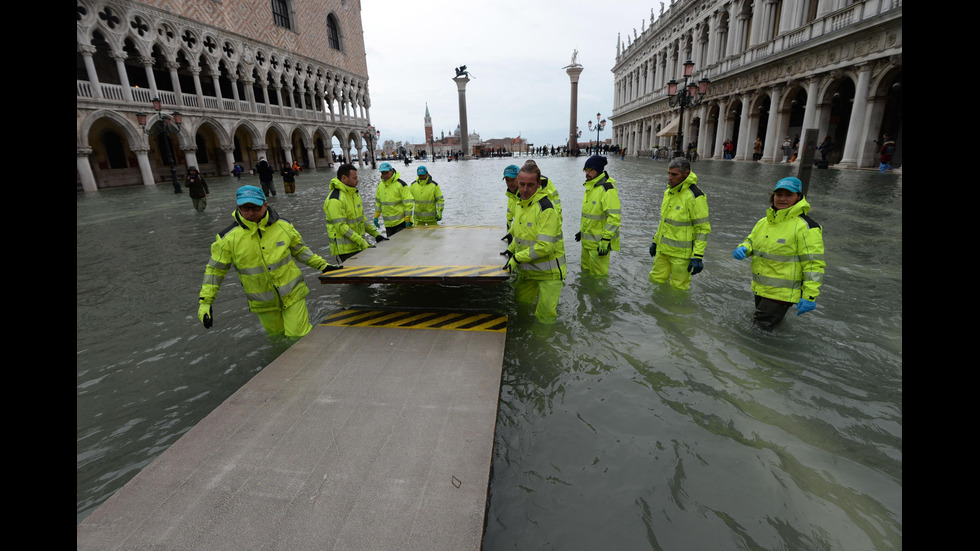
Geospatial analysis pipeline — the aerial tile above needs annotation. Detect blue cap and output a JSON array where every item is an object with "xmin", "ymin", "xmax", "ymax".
[
  {"xmin": 503, "ymin": 165, "xmax": 520, "ymax": 179},
  {"xmin": 584, "ymin": 154, "xmax": 607, "ymax": 172},
  {"xmin": 379, "ymin": 162, "xmax": 393, "ymax": 172},
  {"xmin": 236, "ymin": 185, "xmax": 266, "ymax": 206},
  {"xmin": 417, "ymin": 166, "xmax": 428, "ymax": 176},
  {"xmin": 774, "ymin": 177, "xmax": 802, "ymax": 194}
]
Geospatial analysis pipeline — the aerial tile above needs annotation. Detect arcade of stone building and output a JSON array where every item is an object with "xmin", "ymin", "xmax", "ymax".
[
  {"xmin": 76, "ymin": 0, "xmax": 374, "ymax": 191},
  {"xmin": 611, "ymin": 0, "xmax": 902, "ymax": 168}
]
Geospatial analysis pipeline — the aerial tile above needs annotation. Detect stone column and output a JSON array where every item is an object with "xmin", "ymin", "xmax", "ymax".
[
  {"xmin": 839, "ymin": 63, "xmax": 872, "ymax": 167},
  {"xmin": 306, "ymin": 147, "xmax": 316, "ymax": 170},
  {"xmin": 452, "ymin": 73, "xmax": 471, "ymax": 158},
  {"xmin": 111, "ymin": 52, "xmax": 133, "ymax": 101},
  {"xmin": 761, "ymin": 85, "xmax": 782, "ymax": 162},
  {"xmin": 77, "ymin": 148, "xmax": 98, "ymax": 192},
  {"xmin": 134, "ymin": 146, "xmax": 155, "ymax": 186},
  {"xmin": 222, "ymin": 145, "xmax": 236, "ymax": 176},
  {"xmin": 79, "ymin": 45, "xmax": 103, "ymax": 99},
  {"xmin": 565, "ymin": 62, "xmax": 584, "ymax": 155}
]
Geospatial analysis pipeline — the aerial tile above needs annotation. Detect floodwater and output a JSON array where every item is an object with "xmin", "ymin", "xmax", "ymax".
[{"xmin": 77, "ymin": 155, "xmax": 902, "ymax": 550}]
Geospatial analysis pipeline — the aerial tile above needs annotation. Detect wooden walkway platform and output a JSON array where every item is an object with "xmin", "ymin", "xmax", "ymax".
[{"xmin": 77, "ymin": 308, "xmax": 507, "ymax": 551}]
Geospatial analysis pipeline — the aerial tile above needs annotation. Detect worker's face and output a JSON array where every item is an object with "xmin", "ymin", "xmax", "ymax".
[
  {"xmin": 773, "ymin": 189, "xmax": 802, "ymax": 211},
  {"xmin": 504, "ymin": 176, "xmax": 518, "ymax": 193},
  {"xmin": 381, "ymin": 170, "xmax": 394, "ymax": 181},
  {"xmin": 238, "ymin": 202, "xmax": 268, "ymax": 223},
  {"xmin": 341, "ymin": 170, "xmax": 359, "ymax": 188},
  {"xmin": 584, "ymin": 168, "xmax": 599, "ymax": 180},
  {"xmin": 517, "ymin": 172, "xmax": 540, "ymax": 200},
  {"xmin": 667, "ymin": 167, "xmax": 689, "ymax": 188}
]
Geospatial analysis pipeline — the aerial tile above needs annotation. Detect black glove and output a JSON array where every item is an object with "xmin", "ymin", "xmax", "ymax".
[
  {"xmin": 501, "ymin": 233, "xmax": 512, "ymax": 245},
  {"xmin": 649, "ymin": 242, "xmax": 657, "ymax": 257},
  {"xmin": 375, "ymin": 235, "xmax": 388, "ymax": 243},
  {"xmin": 574, "ymin": 231, "xmax": 582, "ymax": 242},
  {"xmin": 322, "ymin": 263, "xmax": 344, "ymax": 273},
  {"xmin": 198, "ymin": 302, "xmax": 213, "ymax": 329}
]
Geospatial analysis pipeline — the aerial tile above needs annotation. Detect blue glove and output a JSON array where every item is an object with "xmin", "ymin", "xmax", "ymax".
[
  {"xmin": 406, "ymin": 220, "xmax": 413, "ymax": 227},
  {"xmin": 597, "ymin": 239, "xmax": 610, "ymax": 256},
  {"xmin": 688, "ymin": 258, "xmax": 703, "ymax": 275},
  {"xmin": 649, "ymin": 242, "xmax": 657, "ymax": 257},
  {"xmin": 373, "ymin": 218, "xmax": 380, "ymax": 229},
  {"xmin": 796, "ymin": 299, "xmax": 816, "ymax": 316},
  {"xmin": 733, "ymin": 246, "xmax": 748, "ymax": 260}
]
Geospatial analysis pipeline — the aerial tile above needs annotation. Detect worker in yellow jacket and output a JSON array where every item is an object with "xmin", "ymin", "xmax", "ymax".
[
  {"xmin": 197, "ymin": 185, "xmax": 342, "ymax": 339},
  {"xmin": 503, "ymin": 165, "xmax": 566, "ymax": 324},
  {"xmin": 733, "ymin": 177, "xmax": 825, "ymax": 330},
  {"xmin": 649, "ymin": 157, "xmax": 710, "ymax": 290},
  {"xmin": 410, "ymin": 166, "xmax": 444, "ymax": 226},
  {"xmin": 373, "ymin": 162, "xmax": 414, "ymax": 237},
  {"xmin": 324, "ymin": 163, "xmax": 387, "ymax": 261},
  {"xmin": 575, "ymin": 155, "xmax": 621, "ymax": 277}
]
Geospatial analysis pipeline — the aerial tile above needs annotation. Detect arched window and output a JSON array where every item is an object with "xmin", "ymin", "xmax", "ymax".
[
  {"xmin": 327, "ymin": 14, "xmax": 342, "ymax": 50},
  {"xmin": 272, "ymin": 0, "xmax": 292, "ymax": 30},
  {"xmin": 102, "ymin": 130, "xmax": 128, "ymax": 169}
]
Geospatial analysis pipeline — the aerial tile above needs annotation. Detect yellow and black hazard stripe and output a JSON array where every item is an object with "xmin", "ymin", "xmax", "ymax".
[
  {"xmin": 319, "ymin": 264, "xmax": 508, "ymax": 284},
  {"xmin": 319, "ymin": 309, "xmax": 507, "ymax": 332}
]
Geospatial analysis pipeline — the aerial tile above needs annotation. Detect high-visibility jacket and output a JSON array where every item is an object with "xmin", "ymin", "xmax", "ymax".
[
  {"xmin": 653, "ymin": 171, "xmax": 710, "ymax": 260},
  {"xmin": 580, "ymin": 172, "xmax": 621, "ymax": 251},
  {"xmin": 374, "ymin": 171, "xmax": 413, "ymax": 227},
  {"xmin": 541, "ymin": 176, "xmax": 563, "ymax": 220},
  {"xmin": 507, "ymin": 188, "xmax": 566, "ymax": 281},
  {"xmin": 199, "ymin": 207, "xmax": 328, "ymax": 313},
  {"xmin": 410, "ymin": 176, "xmax": 444, "ymax": 224},
  {"xmin": 324, "ymin": 178, "xmax": 380, "ymax": 256},
  {"xmin": 738, "ymin": 198, "xmax": 825, "ymax": 303},
  {"xmin": 505, "ymin": 188, "xmax": 519, "ymax": 227}
]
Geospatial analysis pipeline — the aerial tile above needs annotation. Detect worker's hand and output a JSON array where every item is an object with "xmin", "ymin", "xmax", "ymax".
[
  {"xmin": 322, "ymin": 263, "xmax": 343, "ymax": 273},
  {"xmin": 733, "ymin": 246, "xmax": 748, "ymax": 260},
  {"xmin": 649, "ymin": 242, "xmax": 657, "ymax": 257},
  {"xmin": 597, "ymin": 239, "xmax": 610, "ymax": 257},
  {"xmin": 688, "ymin": 258, "xmax": 704, "ymax": 275},
  {"xmin": 796, "ymin": 299, "xmax": 816, "ymax": 316},
  {"xmin": 406, "ymin": 220, "xmax": 413, "ymax": 227},
  {"xmin": 375, "ymin": 235, "xmax": 388, "ymax": 243},
  {"xmin": 574, "ymin": 231, "xmax": 582, "ymax": 242},
  {"xmin": 436, "ymin": 213, "xmax": 442, "ymax": 221},
  {"xmin": 198, "ymin": 303, "xmax": 213, "ymax": 329},
  {"xmin": 501, "ymin": 233, "xmax": 512, "ymax": 245},
  {"xmin": 504, "ymin": 256, "xmax": 519, "ymax": 273},
  {"xmin": 373, "ymin": 218, "xmax": 380, "ymax": 229}
]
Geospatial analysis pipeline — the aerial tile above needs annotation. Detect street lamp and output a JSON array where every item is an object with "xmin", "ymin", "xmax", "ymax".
[
  {"xmin": 588, "ymin": 113, "xmax": 606, "ymax": 154},
  {"xmin": 137, "ymin": 97, "xmax": 184, "ymax": 193},
  {"xmin": 667, "ymin": 60, "xmax": 710, "ymax": 159},
  {"xmin": 360, "ymin": 124, "xmax": 380, "ymax": 169}
]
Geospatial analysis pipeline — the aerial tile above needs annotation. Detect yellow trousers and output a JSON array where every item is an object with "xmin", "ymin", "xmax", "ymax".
[
  {"xmin": 515, "ymin": 277, "xmax": 563, "ymax": 324},
  {"xmin": 581, "ymin": 245, "xmax": 611, "ymax": 277},
  {"xmin": 254, "ymin": 299, "xmax": 313, "ymax": 338},
  {"xmin": 649, "ymin": 252, "xmax": 692, "ymax": 291}
]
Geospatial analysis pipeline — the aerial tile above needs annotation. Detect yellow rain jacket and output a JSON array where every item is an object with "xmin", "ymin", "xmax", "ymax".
[
  {"xmin": 324, "ymin": 178, "xmax": 380, "ymax": 256},
  {"xmin": 508, "ymin": 187, "xmax": 566, "ymax": 280},
  {"xmin": 410, "ymin": 175, "xmax": 445, "ymax": 224},
  {"xmin": 653, "ymin": 171, "xmax": 710, "ymax": 260},
  {"xmin": 200, "ymin": 207, "xmax": 328, "ymax": 313},
  {"xmin": 738, "ymin": 197, "xmax": 825, "ymax": 303},
  {"xmin": 580, "ymin": 171, "xmax": 621, "ymax": 251},
  {"xmin": 374, "ymin": 171, "xmax": 414, "ymax": 227}
]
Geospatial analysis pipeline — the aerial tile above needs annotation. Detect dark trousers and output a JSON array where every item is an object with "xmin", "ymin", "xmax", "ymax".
[
  {"xmin": 386, "ymin": 222, "xmax": 407, "ymax": 237},
  {"xmin": 753, "ymin": 295, "xmax": 793, "ymax": 331},
  {"xmin": 260, "ymin": 179, "xmax": 277, "ymax": 197}
]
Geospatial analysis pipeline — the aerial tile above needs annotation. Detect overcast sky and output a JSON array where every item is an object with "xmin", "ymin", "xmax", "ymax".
[{"xmin": 359, "ymin": 0, "xmax": 661, "ymax": 149}]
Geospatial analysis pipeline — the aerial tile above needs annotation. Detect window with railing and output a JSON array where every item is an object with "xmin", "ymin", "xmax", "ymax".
[{"xmin": 272, "ymin": 0, "xmax": 291, "ymax": 30}]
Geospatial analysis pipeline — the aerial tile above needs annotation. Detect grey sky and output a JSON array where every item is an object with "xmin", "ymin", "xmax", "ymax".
[{"xmin": 360, "ymin": 0, "xmax": 661, "ymax": 149}]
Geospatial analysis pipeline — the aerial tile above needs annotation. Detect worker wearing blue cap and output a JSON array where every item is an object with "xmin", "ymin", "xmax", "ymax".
[
  {"xmin": 410, "ymin": 165, "xmax": 444, "ymax": 226},
  {"xmin": 197, "ymin": 185, "xmax": 342, "ymax": 338},
  {"xmin": 373, "ymin": 162, "xmax": 414, "ymax": 237},
  {"xmin": 503, "ymin": 164, "xmax": 520, "ymax": 228},
  {"xmin": 732, "ymin": 177, "xmax": 825, "ymax": 330}
]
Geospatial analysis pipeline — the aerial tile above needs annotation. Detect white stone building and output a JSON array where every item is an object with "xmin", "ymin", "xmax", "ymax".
[
  {"xmin": 612, "ymin": 0, "xmax": 902, "ymax": 168},
  {"xmin": 76, "ymin": 0, "xmax": 374, "ymax": 191}
]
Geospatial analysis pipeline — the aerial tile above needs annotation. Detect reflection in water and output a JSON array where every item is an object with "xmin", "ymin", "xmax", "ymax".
[{"xmin": 78, "ymin": 158, "xmax": 901, "ymax": 550}]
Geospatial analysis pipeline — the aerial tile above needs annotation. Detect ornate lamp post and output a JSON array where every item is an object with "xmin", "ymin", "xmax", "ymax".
[
  {"xmin": 667, "ymin": 60, "xmax": 710, "ymax": 159},
  {"xmin": 137, "ymin": 97, "xmax": 184, "ymax": 193},
  {"xmin": 588, "ymin": 113, "xmax": 606, "ymax": 154},
  {"xmin": 360, "ymin": 125, "xmax": 380, "ymax": 169}
]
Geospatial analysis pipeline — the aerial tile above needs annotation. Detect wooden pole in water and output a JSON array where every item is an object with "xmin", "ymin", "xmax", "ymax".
[{"xmin": 797, "ymin": 128, "xmax": 819, "ymax": 197}]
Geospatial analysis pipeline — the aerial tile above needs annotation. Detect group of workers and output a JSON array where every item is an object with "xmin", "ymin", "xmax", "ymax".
[
  {"xmin": 501, "ymin": 154, "xmax": 825, "ymax": 330},
  {"xmin": 196, "ymin": 154, "xmax": 825, "ymax": 338}
]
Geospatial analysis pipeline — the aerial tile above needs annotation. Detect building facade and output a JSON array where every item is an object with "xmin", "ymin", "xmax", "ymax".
[
  {"xmin": 77, "ymin": 0, "xmax": 373, "ymax": 191},
  {"xmin": 612, "ymin": 0, "xmax": 902, "ymax": 168}
]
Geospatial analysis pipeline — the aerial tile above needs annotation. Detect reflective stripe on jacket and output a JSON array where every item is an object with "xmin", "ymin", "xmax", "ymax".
[
  {"xmin": 199, "ymin": 207, "xmax": 327, "ymax": 312},
  {"xmin": 410, "ymin": 176, "xmax": 444, "ymax": 224},
  {"xmin": 738, "ymin": 197, "xmax": 825, "ymax": 302},
  {"xmin": 324, "ymin": 178, "xmax": 379, "ymax": 256},
  {"xmin": 505, "ymin": 188, "xmax": 519, "ymax": 227},
  {"xmin": 507, "ymin": 188, "xmax": 566, "ymax": 280},
  {"xmin": 375, "ymin": 172, "xmax": 413, "ymax": 226},
  {"xmin": 580, "ymin": 172, "xmax": 621, "ymax": 251},
  {"xmin": 653, "ymin": 171, "xmax": 710, "ymax": 259}
]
